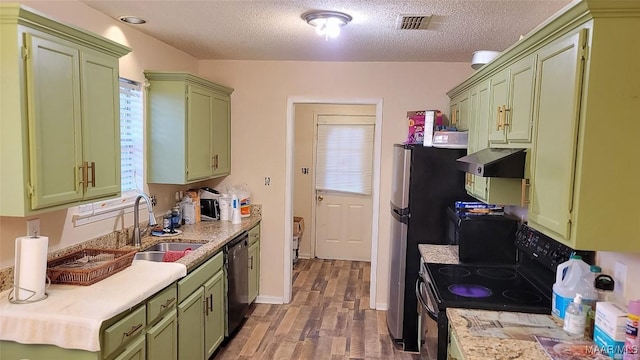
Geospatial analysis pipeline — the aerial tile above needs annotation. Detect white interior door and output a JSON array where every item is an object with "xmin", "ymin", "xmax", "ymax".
[
  {"xmin": 315, "ymin": 190, "xmax": 372, "ymax": 260},
  {"xmin": 314, "ymin": 115, "xmax": 374, "ymax": 261}
]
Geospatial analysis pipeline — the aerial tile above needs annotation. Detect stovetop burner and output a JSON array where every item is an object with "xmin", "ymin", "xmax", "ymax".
[
  {"xmin": 425, "ymin": 262, "xmax": 551, "ymax": 314},
  {"xmin": 502, "ymin": 289, "xmax": 543, "ymax": 304},
  {"xmin": 477, "ymin": 268, "xmax": 517, "ymax": 280},
  {"xmin": 438, "ymin": 266, "xmax": 471, "ymax": 277},
  {"xmin": 448, "ymin": 284, "xmax": 492, "ymax": 298}
]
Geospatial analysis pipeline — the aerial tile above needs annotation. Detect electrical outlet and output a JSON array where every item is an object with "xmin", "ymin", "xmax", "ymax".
[
  {"xmin": 265, "ymin": 177, "xmax": 271, "ymax": 186},
  {"xmin": 26, "ymin": 218, "xmax": 40, "ymax": 237},
  {"xmin": 614, "ymin": 261, "xmax": 627, "ymax": 298}
]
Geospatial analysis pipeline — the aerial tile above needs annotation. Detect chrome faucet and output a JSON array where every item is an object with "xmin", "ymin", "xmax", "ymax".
[{"xmin": 132, "ymin": 193, "xmax": 158, "ymax": 247}]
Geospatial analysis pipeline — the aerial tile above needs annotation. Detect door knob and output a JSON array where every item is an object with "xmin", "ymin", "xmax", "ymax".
[{"xmin": 317, "ymin": 195, "xmax": 324, "ymax": 202}]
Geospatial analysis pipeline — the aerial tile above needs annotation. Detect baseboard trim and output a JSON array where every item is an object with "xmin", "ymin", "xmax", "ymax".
[
  {"xmin": 376, "ymin": 302, "xmax": 388, "ymax": 311},
  {"xmin": 255, "ymin": 295, "xmax": 285, "ymax": 304}
]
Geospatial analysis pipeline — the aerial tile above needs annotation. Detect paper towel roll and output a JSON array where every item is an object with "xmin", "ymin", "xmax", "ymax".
[{"xmin": 14, "ymin": 236, "xmax": 48, "ymax": 301}]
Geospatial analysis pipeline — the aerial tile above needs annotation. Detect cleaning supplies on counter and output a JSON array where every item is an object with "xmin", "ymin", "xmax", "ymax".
[
  {"xmin": 583, "ymin": 265, "xmax": 602, "ymax": 339},
  {"xmin": 624, "ymin": 300, "xmax": 640, "ymax": 360},
  {"xmin": 219, "ymin": 194, "xmax": 231, "ymax": 221},
  {"xmin": 564, "ymin": 294, "xmax": 587, "ymax": 336},
  {"xmin": 231, "ymin": 194, "xmax": 242, "ymax": 224},
  {"xmin": 553, "ymin": 254, "xmax": 591, "ymax": 319}
]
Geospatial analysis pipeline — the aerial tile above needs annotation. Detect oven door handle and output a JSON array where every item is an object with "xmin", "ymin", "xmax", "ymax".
[{"xmin": 415, "ymin": 277, "xmax": 438, "ymax": 321}]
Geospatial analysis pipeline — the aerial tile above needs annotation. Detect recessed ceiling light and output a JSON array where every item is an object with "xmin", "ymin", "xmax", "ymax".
[{"xmin": 118, "ymin": 15, "xmax": 147, "ymax": 25}]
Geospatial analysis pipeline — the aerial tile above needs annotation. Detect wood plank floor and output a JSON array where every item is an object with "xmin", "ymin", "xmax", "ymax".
[{"xmin": 213, "ymin": 258, "xmax": 420, "ymax": 360}]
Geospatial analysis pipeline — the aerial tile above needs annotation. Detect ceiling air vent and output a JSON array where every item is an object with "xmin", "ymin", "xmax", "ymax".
[{"xmin": 396, "ymin": 14, "xmax": 432, "ymax": 30}]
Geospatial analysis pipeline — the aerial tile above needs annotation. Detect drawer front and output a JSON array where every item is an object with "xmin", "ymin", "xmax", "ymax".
[
  {"xmin": 103, "ymin": 305, "xmax": 146, "ymax": 358},
  {"xmin": 178, "ymin": 251, "xmax": 223, "ymax": 303},
  {"xmin": 147, "ymin": 283, "xmax": 177, "ymax": 325},
  {"xmin": 249, "ymin": 224, "xmax": 260, "ymax": 245}
]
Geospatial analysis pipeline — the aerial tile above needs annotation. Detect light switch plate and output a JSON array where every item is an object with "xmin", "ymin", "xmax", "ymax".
[{"xmin": 614, "ymin": 261, "xmax": 627, "ymax": 298}]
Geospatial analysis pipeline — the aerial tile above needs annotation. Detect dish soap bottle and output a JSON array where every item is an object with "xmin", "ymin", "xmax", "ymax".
[{"xmin": 564, "ymin": 293, "xmax": 586, "ymax": 336}]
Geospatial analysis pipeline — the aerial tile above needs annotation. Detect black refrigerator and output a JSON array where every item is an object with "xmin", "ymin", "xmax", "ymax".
[{"xmin": 387, "ymin": 144, "xmax": 471, "ymax": 352}]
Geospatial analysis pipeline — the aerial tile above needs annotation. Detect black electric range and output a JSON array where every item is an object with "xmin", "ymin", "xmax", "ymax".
[
  {"xmin": 424, "ymin": 262, "xmax": 551, "ymax": 314},
  {"xmin": 416, "ymin": 224, "xmax": 595, "ymax": 360}
]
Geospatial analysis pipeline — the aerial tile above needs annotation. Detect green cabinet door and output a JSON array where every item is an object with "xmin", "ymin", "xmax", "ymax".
[
  {"xmin": 146, "ymin": 309, "xmax": 178, "ymax": 360},
  {"xmin": 178, "ymin": 287, "xmax": 205, "ymax": 360},
  {"xmin": 81, "ymin": 50, "xmax": 121, "ymax": 200},
  {"xmin": 447, "ymin": 327, "xmax": 466, "ymax": 360},
  {"xmin": 25, "ymin": 32, "xmax": 83, "ymax": 209},
  {"xmin": 487, "ymin": 67, "xmax": 509, "ymax": 144},
  {"xmin": 506, "ymin": 54, "xmax": 536, "ymax": 144},
  {"xmin": 528, "ymin": 29, "xmax": 586, "ymax": 241},
  {"xmin": 211, "ymin": 94, "xmax": 231, "ymax": 177},
  {"xmin": 114, "ymin": 336, "xmax": 145, "ymax": 360},
  {"xmin": 248, "ymin": 240, "xmax": 260, "ymax": 303},
  {"xmin": 204, "ymin": 270, "xmax": 225, "ymax": 359},
  {"xmin": 186, "ymin": 84, "xmax": 215, "ymax": 182}
]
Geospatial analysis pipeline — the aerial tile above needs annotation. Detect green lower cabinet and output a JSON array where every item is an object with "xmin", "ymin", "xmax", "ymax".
[
  {"xmin": 204, "ymin": 270, "xmax": 225, "ymax": 358},
  {"xmin": 177, "ymin": 251, "xmax": 225, "ymax": 360},
  {"xmin": 114, "ymin": 336, "xmax": 145, "ymax": 360},
  {"xmin": 178, "ymin": 287, "xmax": 206, "ymax": 360},
  {"xmin": 447, "ymin": 327, "xmax": 465, "ymax": 360},
  {"xmin": 146, "ymin": 309, "xmax": 177, "ymax": 360},
  {"xmin": 248, "ymin": 240, "xmax": 260, "ymax": 303},
  {"xmin": 0, "ymin": 342, "xmax": 100, "ymax": 360}
]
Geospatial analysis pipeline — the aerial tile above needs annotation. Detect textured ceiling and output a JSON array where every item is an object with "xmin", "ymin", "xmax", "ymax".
[{"xmin": 80, "ymin": 0, "xmax": 572, "ymax": 62}]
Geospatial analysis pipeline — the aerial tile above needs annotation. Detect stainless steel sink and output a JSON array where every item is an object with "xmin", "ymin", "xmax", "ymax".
[
  {"xmin": 133, "ymin": 251, "xmax": 166, "ymax": 262},
  {"xmin": 134, "ymin": 242, "xmax": 204, "ymax": 262},
  {"xmin": 143, "ymin": 242, "xmax": 203, "ymax": 252}
]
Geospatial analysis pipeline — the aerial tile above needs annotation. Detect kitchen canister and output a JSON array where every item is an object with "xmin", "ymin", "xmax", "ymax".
[{"xmin": 10, "ymin": 234, "xmax": 49, "ymax": 303}]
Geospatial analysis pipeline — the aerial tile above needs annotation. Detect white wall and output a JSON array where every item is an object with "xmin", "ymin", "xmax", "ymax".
[{"xmin": 198, "ymin": 60, "xmax": 474, "ymax": 307}]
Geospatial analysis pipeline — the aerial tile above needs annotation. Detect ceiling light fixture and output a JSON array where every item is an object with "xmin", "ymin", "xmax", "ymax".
[
  {"xmin": 118, "ymin": 15, "xmax": 147, "ymax": 25},
  {"xmin": 303, "ymin": 11, "xmax": 352, "ymax": 40}
]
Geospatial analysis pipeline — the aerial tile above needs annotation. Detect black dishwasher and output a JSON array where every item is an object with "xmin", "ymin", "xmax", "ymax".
[{"xmin": 225, "ymin": 232, "xmax": 249, "ymax": 336}]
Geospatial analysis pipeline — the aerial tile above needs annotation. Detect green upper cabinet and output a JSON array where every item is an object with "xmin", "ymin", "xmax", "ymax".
[
  {"xmin": 0, "ymin": 4, "xmax": 130, "ymax": 217},
  {"xmin": 145, "ymin": 72, "xmax": 233, "ymax": 184},
  {"xmin": 465, "ymin": 79, "xmax": 524, "ymax": 206},
  {"xmin": 528, "ymin": 30, "xmax": 585, "ymax": 244},
  {"xmin": 487, "ymin": 55, "xmax": 536, "ymax": 147},
  {"xmin": 449, "ymin": 91, "xmax": 470, "ymax": 131},
  {"xmin": 448, "ymin": 1, "xmax": 640, "ymax": 252}
]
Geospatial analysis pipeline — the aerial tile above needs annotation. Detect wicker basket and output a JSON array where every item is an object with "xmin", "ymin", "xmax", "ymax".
[{"xmin": 47, "ymin": 249, "xmax": 137, "ymax": 286}]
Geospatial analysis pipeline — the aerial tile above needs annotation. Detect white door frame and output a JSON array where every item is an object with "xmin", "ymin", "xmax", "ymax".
[{"xmin": 285, "ymin": 96, "xmax": 383, "ymax": 309}]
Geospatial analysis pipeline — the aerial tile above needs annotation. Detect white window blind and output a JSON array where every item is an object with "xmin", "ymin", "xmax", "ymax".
[
  {"xmin": 315, "ymin": 118, "xmax": 375, "ymax": 195},
  {"xmin": 74, "ymin": 78, "xmax": 144, "ymax": 225},
  {"xmin": 119, "ymin": 79, "xmax": 144, "ymax": 194}
]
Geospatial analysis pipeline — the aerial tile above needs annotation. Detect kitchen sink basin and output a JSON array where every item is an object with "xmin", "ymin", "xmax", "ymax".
[
  {"xmin": 133, "ymin": 251, "xmax": 166, "ymax": 262},
  {"xmin": 134, "ymin": 243, "xmax": 204, "ymax": 262},
  {"xmin": 143, "ymin": 242, "xmax": 203, "ymax": 252}
]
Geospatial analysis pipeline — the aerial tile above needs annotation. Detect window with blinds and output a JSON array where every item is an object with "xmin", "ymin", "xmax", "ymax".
[
  {"xmin": 119, "ymin": 79, "xmax": 144, "ymax": 194},
  {"xmin": 315, "ymin": 115, "xmax": 375, "ymax": 195},
  {"xmin": 74, "ymin": 78, "xmax": 144, "ymax": 225}
]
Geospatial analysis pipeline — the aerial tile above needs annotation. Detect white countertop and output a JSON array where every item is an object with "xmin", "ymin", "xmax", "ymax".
[{"xmin": 0, "ymin": 260, "xmax": 186, "ymax": 352}]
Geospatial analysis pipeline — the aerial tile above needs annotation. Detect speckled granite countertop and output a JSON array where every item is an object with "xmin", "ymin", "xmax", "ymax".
[
  {"xmin": 418, "ymin": 244, "xmax": 459, "ymax": 264},
  {"xmin": 123, "ymin": 214, "xmax": 261, "ymax": 272},
  {"xmin": 447, "ymin": 308, "xmax": 563, "ymax": 360}
]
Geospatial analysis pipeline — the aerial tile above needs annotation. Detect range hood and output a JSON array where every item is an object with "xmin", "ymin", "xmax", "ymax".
[{"xmin": 456, "ymin": 148, "xmax": 526, "ymax": 178}]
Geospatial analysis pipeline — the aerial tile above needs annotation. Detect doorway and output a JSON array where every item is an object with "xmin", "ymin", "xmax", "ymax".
[{"xmin": 287, "ymin": 99, "xmax": 382, "ymax": 308}]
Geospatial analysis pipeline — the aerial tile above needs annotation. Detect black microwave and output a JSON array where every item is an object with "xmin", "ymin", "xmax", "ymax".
[{"xmin": 445, "ymin": 207, "xmax": 520, "ymax": 265}]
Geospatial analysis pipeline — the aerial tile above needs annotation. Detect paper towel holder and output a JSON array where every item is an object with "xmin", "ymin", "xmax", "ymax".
[{"xmin": 8, "ymin": 278, "xmax": 50, "ymax": 304}]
